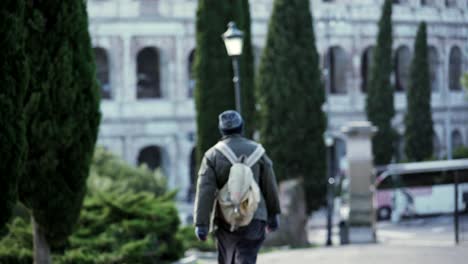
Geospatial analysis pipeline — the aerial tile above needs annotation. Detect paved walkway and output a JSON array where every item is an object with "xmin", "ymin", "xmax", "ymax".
[
  {"xmin": 199, "ymin": 244, "xmax": 467, "ymax": 264},
  {"xmin": 197, "ymin": 213, "xmax": 468, "ymax": 264},
  {"xmin": 256, "ymin": 244, "xmax": 467, "ymax": 264}
]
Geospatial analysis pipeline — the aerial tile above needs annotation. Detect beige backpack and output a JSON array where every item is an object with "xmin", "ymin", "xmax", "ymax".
[{"xmin": 213, "ymin": 141, "xmax": 265, "ymax": 232}]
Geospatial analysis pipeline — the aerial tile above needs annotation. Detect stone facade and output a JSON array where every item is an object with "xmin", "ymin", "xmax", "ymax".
[{"xmin": 87, "ymin": 0, "xmax": 468, "ymax": 200}]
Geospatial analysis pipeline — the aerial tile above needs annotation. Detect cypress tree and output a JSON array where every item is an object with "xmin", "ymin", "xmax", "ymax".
[
  {"xmin": 405, "ymin": 22, "xmax": 433, "ymax": 161},
  {"xmin": 256, "ymin": 0, "xmax": 326, "ymax": 213},
  {"xmin": 194, "ymin": 0, "xmax": 235, "ymax": 165},
  {"xmin": 20, "ymin": 0, "xmax": 101, "ymax": 259},
  {"xmin": 0, "ymin": 0, "xmax": 28, "ymax": 230},
  {"xmin": 234, "ymin": 0, "xmax": 256, "ymax": 139},
  {"xmin": 366, "ymin": 0, "xmax": 396, "ymax": 165}
]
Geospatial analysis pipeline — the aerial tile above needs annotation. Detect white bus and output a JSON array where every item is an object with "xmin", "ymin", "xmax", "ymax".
[{"xmin": 375, "ymin": 159, "xmax": 468, "ymax": 221}]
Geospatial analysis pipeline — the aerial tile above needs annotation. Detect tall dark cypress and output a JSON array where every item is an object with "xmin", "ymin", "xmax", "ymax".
[
  {"xmin": 234, "ymin": 0, "xmax": 256, "ymax": 139},
  {"xmin": 366, "ymin": 0, "xmax": 396, "ymax": 165},
  {"xmin": 20, "ymin": 0, "xmax": 101, "ymax": 254},
  {"xmin": 0, "ymin": 0, "xmax": 28, "ymax": 230},
  {"xmin": 405, "ymin": 22, "xmax": 433, "ymax": 161},
  {"xmin": 194, "ymin": 0, "xmax": 235, "ymax": 165},
  {"xmin": 256, "ymin": 0, "xmax": 326, "ymax": 213}
]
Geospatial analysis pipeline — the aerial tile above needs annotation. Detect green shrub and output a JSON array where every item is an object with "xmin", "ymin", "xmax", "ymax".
[
  {"xmin": 453, "ymin": 146, "xmax": 468, "ymax": 159},
  {"xmin": 178, "ymin": 226, "xmax": 216, "ymax": 252},
  {"xmin": 0, "ymin": 148, "xmax": 183, "ymax": 264},
  {"xmin": 0, "ymin": 218, "xmax": 33, "ymax": 264},
  {"xmin": 88, "ymin": 147, "xmax": 167, "ymax": 196},
  {"xmin": 60, "ymin": 191, "xmax": 183, "ymax": 263}
]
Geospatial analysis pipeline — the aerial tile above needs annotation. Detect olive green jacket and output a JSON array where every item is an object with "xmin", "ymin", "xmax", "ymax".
[{"xmin": 193, "ymin": 134, "xmax": 281, "ymax": 227}]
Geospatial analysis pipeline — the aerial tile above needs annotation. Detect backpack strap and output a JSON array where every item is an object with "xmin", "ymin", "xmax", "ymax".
[
  {"xmin": 215, "ymin": 141, "xmax": 238, "ymax": 164},
  {"xmin": 215, "ymin": 141, "xmax": 265, "ymax": 167},
  {"xmin": 245, "ymin": 144, "xmax": 265, "ymax": 167}
]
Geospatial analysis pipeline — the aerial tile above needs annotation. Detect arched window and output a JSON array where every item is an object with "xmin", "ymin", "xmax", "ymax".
[
  {"xmin": 188, "ymin": 49, "xmax": 196, "ymax": 98},
  {"xmin": 253, "ymin": 45, "xmax": 262, "ymax": 70},
  {"xmin": 136, "ymin": 47, "xmax": 161, "ymax": 99},
  {"xmin": 394, "ymin": 46, "xmax": 411, "ymax": 92},
  {"xmin": 445, "ymin": 0, "xmax": 457, "ymax": 7},
  {"xmin": 93, "ymin": 47, "xmax": 111, "ymax": 99},
  {"xmin": 395, "ymin": 134, "xmax": 405, "ymax": 162},
  {"xmin": 137, "ymin": 146, "xmax": 162, "ymax": 171},
  {"xmin": 188, "ymin": 148, "xmax": 196, "ymax": 202},
  {"xmin": 421, "ymin": 0, "xmax": 436, "ymax": 5},
  {"xmin": 361, "ymin": 46, "xmax": 374, "ymax": 93},
  {"xmin": 325, "ymin": 46, "xmax": 348, "ymax": 94},
  {"xmin": 428, "ymin": 46, "xmax": 440, "ymax": 92},
  {"xmin": 452, "ymin": 130, "xmax": 464, "ymax": 151},
  {"xmin": 433, "ymin": 134, "xmax": 441, "ymax": 159},
  {"xmin": 449, "ymin": 46, "xmax": 462, "ymax": 91}
]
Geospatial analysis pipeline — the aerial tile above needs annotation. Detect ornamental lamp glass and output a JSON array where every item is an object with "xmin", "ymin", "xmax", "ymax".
[{"xmin": 222, "ymin": 21, "xmax": 244, "ymax": 57}]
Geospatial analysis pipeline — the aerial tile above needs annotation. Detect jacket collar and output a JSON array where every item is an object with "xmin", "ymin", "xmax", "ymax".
[{"xmin": 221, "ymin": 134, "xmax": 242, "ymax": 141}]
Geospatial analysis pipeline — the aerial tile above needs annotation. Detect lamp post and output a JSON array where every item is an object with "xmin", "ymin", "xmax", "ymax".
[
  {"xmin": 322, "ymin": 67, "xmax": 335, "ymax": 246},
  {"xmin": 222, "ymin": 21, "xmax": 244, "ymax": 114}
]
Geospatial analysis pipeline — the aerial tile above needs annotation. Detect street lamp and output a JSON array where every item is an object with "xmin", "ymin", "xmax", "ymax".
[
  {"xmin": 322, "ymin": 67, "xmax": 335, "ymax": 246},
  {"xmin": 222, "ymin": 21, "xmax": 244, "ymax": 114}
]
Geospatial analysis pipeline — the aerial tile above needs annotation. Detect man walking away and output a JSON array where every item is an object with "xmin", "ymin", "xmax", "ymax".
[{"xmin": 194, "ymin": 110, "xmax": 281, "ymax": 264}]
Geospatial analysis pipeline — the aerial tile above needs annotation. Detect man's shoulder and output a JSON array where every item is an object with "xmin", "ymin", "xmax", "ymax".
[{"xmin": 204, "ymin": 145, "xmax": 218, "ymax": 161}]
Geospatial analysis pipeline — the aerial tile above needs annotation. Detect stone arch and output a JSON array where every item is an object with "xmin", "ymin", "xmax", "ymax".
[
  {"xmin": 452, "ymin": 129, "xmax": 464, "ymax": 151},
  {"xmin": 325, "ymin": 46, "xmax": 349, "ymax": 94},
  {"xmin": 428, "ymin": 46, "xmax": 440, "ymax": 92},
  {"xmin": 449, "ymin": 46, "xmax": 462, "ymax": 91},
  {"xmin": 394, "ymin": 45, "xmax": 411, "ymax": 92},
  {"xmin": 136, "ymin": 47, "xmax": 161, "ymax": 98},
  {"xmin": 93, "ymin": 47, "xmax": 111, "ymax": 99},
  {"xmin": 361, "ymin": 46, "xmax": 374, "ymax": 93},
  {"xmin": 433, "ymin": 133, "xmax": 441, "ymax": 159},
  {"xmin": 333, "ymin": 137, "xmax": 347, "ymax": 178},
  {"xmin": 137, "ymin": 145, "xmax": 163, "ymax": 171},
  {"xmin": 253, "ymin": 45, "xmax": 262, "ymax": 70},
  {"xmin": 445, "ymin": 0, "xmax": 457, "ymax": 7},
  {"xmin": 188, "ymin": 147, "xmax": 197, "ymax": 202},
  {"xmin": 421, "ymin": 0, "xmax": 436, "ymax": 5},
  {"xmin": 188, "ymin": 49, "xmax": 196, "ymax": 98}
]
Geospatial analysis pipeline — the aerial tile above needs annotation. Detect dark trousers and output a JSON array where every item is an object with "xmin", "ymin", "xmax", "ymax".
[{"xmin": 215, "ymin": 220, "xmax": 266, "ymax": 264}]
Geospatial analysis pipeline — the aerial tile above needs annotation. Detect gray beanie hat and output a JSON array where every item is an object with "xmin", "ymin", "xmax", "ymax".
[{"xmin": 218, "ymin": 110, "xmax": 243, "ymax": 131}]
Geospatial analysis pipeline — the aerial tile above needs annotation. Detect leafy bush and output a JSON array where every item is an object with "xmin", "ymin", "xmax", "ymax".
[
  {"xmin": 0, "ymin": 218, "xmax": 33, "ymax": 264},
  {"xmin": 177, "ymin": 226, "xmax": 216, "ymax": 252},
  {"xmin": 453, "ymin": 146, "xmax": 468, "ymax": 159},
  {"xmin": 0, "ymin": 147, "xmax": 184, "ymax": 264},
  {"xmin": 88, "ymin": 147, "xmax": 167, "ymax": 196},
  {"xmin": 59, "ymin": 191, "xmax": 184, "ymax": 264}
]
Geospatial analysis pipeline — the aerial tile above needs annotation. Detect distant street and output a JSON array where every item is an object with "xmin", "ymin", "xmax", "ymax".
[{"xmin": 309, "ymin": 213, "xmax": 468, "ymax": 247}]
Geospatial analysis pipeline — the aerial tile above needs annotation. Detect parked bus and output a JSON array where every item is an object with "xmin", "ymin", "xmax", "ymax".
[{"xmin": 375, "ymin": 159, "xmax": 468, "ymax": 221}]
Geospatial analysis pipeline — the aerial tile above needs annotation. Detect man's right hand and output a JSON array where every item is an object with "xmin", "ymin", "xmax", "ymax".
[
  {"xmin": 266, "ymin": 214, "xmax": 280, "ymax": 233},
  {"xmin": 195, "ymin": 226, "xmax": 208, "ymax": 241}
]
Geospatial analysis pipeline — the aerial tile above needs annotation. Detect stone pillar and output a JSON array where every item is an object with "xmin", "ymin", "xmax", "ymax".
[{"xmin": 341, "ymin": 121, "xmax": 377, "ymax": 243}]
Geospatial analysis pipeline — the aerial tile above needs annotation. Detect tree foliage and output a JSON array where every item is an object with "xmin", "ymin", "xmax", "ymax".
[
  {"xmin": 20, "ymin": 0, "xmax": 101, "ymax": 246},
  {"xmin": 194, "ymin": 0, "xmax": 235, "ymax": 165},
  {"xmin": 0, "ymin": 0, "xmax": 28, "ymax": 231},
  {"xmin": 256, "ymin": 0, "xmax": 326, "ymax": 213},
  {"xmin": 404, "ymin": 22, "xmax": 433, "ymax": 161},
  {"xmin": 194, "ymin": 0, "xmax": 257, "ymax": 166},
  {"xmin": 234, "ymin": 0, "xmax": 256, "ymax": 138},
  {"xmin": 366, "ymin": 0, "xmax": 396, "ymax": 165}
]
